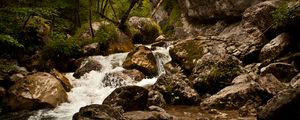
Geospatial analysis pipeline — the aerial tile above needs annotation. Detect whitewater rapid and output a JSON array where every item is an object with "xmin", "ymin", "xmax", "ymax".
[{"xmin": 29, "ymin": 46, "xmax": 171, "ymax": 120}]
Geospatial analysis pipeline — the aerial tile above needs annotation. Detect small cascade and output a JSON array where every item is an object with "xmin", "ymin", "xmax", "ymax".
[{"xmin": 29, "ymin": 45, "xmax": 171, "ymax": 120}]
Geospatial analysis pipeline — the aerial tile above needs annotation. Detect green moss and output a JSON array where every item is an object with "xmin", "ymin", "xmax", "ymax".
[
  {"xmin": 0, "ymin": 64, "xmax": 16, "ymax": 73},
  {"xmin": 271, "ymin": 2, "xmax": 298, "ymax": 29},
  {"xmin": 161, "ymin": 0, "xmax": 182, "ymax": 37}
]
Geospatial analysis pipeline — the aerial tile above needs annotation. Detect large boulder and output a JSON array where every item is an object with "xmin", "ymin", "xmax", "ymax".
[
  {"xmin": 257, "ymin": 88, "xmax": 300, "ymax": 120},
  {"xmin": 190, "ymin": 53, "xmax": 244, "ymax": 95},
  {"xmin": 260, "ymin": 62, "xmax": 299, "ymax": 82},
  {"xmin": 259, "ymin": 33, "xmax": 292, "ymax": 62},
  {"xmin": 179, "ymin": 0, "xmax": 265, "ymax": 22},
  {"xmin": 2, "ymin": 72, "xmax": 67, "ymax": 112},
  {"xmin": 73, "ymin": 104, "xmax": 124, "ymax": 120},
  {"xmin": 73, "ymin": 58, "xmax": 102, "ymax": 79},
  {"xmin": 129, "ymin": 17, "xmax": 162, "ymax": 44},
  {"xmin": 50, "ymin": 69, "xmax": 73, "ymax": 92},
  {"xmin": 201, "ymin": 81, "xmax": 272, "ymax": 110},
  {"xmin": 153, "ymin": 73, "xmax": 200, "ymax": 105},
  {"xmin": 123, "ymin": 46, "xmax": 158, "ymax": 77},
  {"xmin": 102, "ymin": 86, "xmax": 149, "ymax": 112}
]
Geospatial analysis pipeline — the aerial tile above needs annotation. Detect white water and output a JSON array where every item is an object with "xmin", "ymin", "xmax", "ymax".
[{"xmin": 29, "ymin": 46, "xmax": 171, "ymax": 120}]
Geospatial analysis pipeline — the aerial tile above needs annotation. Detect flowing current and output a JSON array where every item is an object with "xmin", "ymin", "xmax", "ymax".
[{"xmin": 29, "ymin": 46, "xmax": 172, "ymax": 120}]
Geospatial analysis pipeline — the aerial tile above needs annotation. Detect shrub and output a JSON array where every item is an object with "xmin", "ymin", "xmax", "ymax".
[
  {"xmin": 0, "ymin": 34, "xmax": 24, "ymax": 57},
  {"xmin": 271, "ymin": 2, "xmax": 299, "ymax": 29}
]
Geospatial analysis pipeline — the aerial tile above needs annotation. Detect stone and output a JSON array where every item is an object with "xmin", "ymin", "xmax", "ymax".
[
  {"xmin": 50, "ymin": 69, "xmax": 73, "ymax": 92},
  {"xmin": 290, "ymin": 73, "xmax": 300, "ymax": 88},
  {"xmin": 257, "ymin": 88, "xmax": 300, "ymax": 120},
  {"xmin": 153, "ymin": 73, "xmax": 200, "ymax": 105},
  {"xmin": 103, "ymin": 86, "xmax": 149, "ymax": 112},
  {"xmin": 129, "ymin": 17, "xmax": 161, "ymax": 44},
  {"xmin": 147, "ymin": 90, "xmax": 166, "ymax": 107},
  {"xmin": 123, "ymin": 46, "xmax": 158, "ymax": 77},
  {"xmin": 102, "ymin": 72, "xmax": 136, "ymax": 87},
  {"xmin": 82, "ymin": 42, "xmax": 101, "ymax": 56},
  {"xmin": 163, "ymin": 61, "xmax": 183, "ymax": 75},
  {"xmin": 73, "ymin": 104, "xmax": 124, "ymax": 120},
  {"xmin": 260, "ymin": 62, "xmax": 299, "ymax": 82},
  {"xmin": 275, "ymin": 52, "xmax": 300, "ymax": 70},
  {"xmin": 256, "ymin": 74, "xmax": 288, "ymax": 95},
  {"xmin": 2, "ymin": 72, "xmax": 67, "ymax": 112},
  {"xmin": 190, "ymin": 53, "xmax": 243, "ymax": 95},
  {"xmin": 122, "ymin": 69, "xmax": 145, "ymax": 82},
  {"xmin": 259, "ymin": 33, "xmax": 292, "ymax": 62},
  {"xmin": 201, "ymin": 81, "xmax": 272, "ymax": 110},
  {"xmin": 73, "ymin": 58, "xmax": 102, "ymax": 79},
  {"xmin": 179, "ymin": 0, "xmax": 265, "ymax": 22}
]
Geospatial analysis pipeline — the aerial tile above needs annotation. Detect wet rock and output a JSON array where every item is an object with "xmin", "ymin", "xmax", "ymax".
[
  {"xmin": 257, "ymin": 88, "xmax": 300, "ymax": 120},
  {"xmin": 123, "ymin": 46, "xmax": 158, "ymax": 77},
  {"xmin": 260, "ymin": 62, "xmax": 299, "ymax": 82},
  {"xmin": 153, "ymin": 73, "xmax": 200, "ymax": 105},
  {"xmin": 256, "ymin": 74, "xmax": 288, "ymax": 95},
  {"xmin": 231, "ymin": 73, "xmax": 258, "ymax": 84},
  {"xmin": 50, "ymin": 69, "xmax": 73, "ymax": 92},
  {"xmin": 201, "ymin": 81, "xmax": 272, "ymax": 110},
  {"xmin": 82, "ymin": 42, "xmax": 101, "ymax": 56},
  {"xmin": 147, "ymin": 90, "xmax": 166, "ymax": 107},
  {"xmin": 103, "ymin": 86, "xmax": 149, "ymax": 112},
  {"xmin": 244, "ymin": 63, "xmax": 262, "ymax": 73},
  {"xmin": 179, "ymin": 0, "xmax": 264, "ymax": 22},
  {"xmin": 102, "ymin": 72, "xmax": 136, "ymax": 87},
  {"xmin": 290, "ymin": 73, "xmax": 300, "ymax": 88},
  {"xmin": 2, "ymin": 72, "xmax": 67, "ymax": 112},
  {"xmin": 129, "ymin": 17, "xmax": 162, "ymax": 44},
  {"xmin": 73, "ymin": 104, "xmax": 124, "ymax": 120},
  {"xmin": 275, "ymin": 52, "xmax": 300, "ymax": 70},
  {"xmin": 123, "ymin": 110, "xmax": 175, "ymax": 120},
  {"xmin": 0, "ymin": 110, "xmax": 37, "ymax": 120},
  {"xmin": 190, "ymin": 53, "xmax": 243, "ymax": 95},
  {"xmin": 151, "ymin": 41, "xmax": 167, "ymax": 49},
  {"xmin": 259, "ymin": 33, "xmax": 292, "ymax": 62},
  {"xmin": 122, "ymin": 69, "xmax": 145, "ymax": 82},
  {"xmin": 73, "ymin": 58, "xmax": 102, "ymax": 79}
]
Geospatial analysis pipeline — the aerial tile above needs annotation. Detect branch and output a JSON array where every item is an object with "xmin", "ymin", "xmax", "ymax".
[{"xmin": 151, "ymin": 0, "xmax": 164, "ymax": 17}]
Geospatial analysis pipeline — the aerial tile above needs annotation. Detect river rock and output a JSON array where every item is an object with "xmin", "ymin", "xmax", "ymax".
[
  {"xmin": 82, "ymin": 42, "xmax": 101, "ymax": 56},
  {"xmin": 73, "ymin": 58, "xmax": 102, "ymax": 78},
  {"xmin": 123, "ymin": 111, "xmax": 175, "ymax": 120},
  {"xmin": 260, "ymin": 62, "xmax": 299, "ymax": 82},
  {"xmin": 73, "ymin": 104, "xmax": 124, "ymax": 120},
  {"xmin": 103, "ymin": 86, "xmax": 149, "ymax": 112},
  {"xmin": 102, "ymin": 72, "xmax": 136, "ymax": 87},
  {"xmin": 257, "ymin": 88, "xmax": 300, "ymax": 120},
  {"xmin": 123, "ymin": 46, "xmax": 158, "ymax": 77},
  {"xmin": 256, "ymin": 74, "xmax": 288, "ymax": 95},
  {"xmin": 179, "ymin": 0, "xmax": 264, "ymax": 22},
  {"xmin": 163, "ymin": 61, "xmax": 183, "ymax": 75},
  {"xmin": 147, "ymin": 90, "xmax": 166, "ymax": 107},
  {"xmin": 129, "ymin": 17, "xmax": 161, "ymax": 44},
  {"xmin": 275, "ymin": 52, "xmax": 300, "ymax": 70},
  {"xmin": 290, "ymin": 73, "xmax": 300, "ymax": 88},
  {"xmin": 259, "ymin": 33, "xmax": 291, "ymax": 62},
  {"xmin": 190, "ymin": 53, "xmax": 243, "ymax": 95},
  {"xmin": 153, "ymin": 73, "xmax": 200, "ymax": 105},
  {"xmin": 201, "ymin": 81, "xmax": 272, "ymax": 110},
  {"xmin": 2, "ymin": 72, "xmax": 67, "ymax": 112},
  {"xmin": 50, "ymin": 69, "xmax": 73, "ymax": 92},
  {"xmin": 122, "ymin": 69, "xmax": 145, "ymax": 82}
]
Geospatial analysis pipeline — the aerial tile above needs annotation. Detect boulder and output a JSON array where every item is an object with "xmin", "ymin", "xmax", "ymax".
[
  {"xmin": 73, "ymin": 58, "xmax": 102, "ymax": 78},
  {"xmin": 153, "ymin": 73, "xmax": 200, "ymax": 105},
  {"xmin": 103, "ymin": 86, "xmax": 149, "ymax": 112},
  {"xmin": 256, "ymin": 74, "xmax": 288, "ymax": 95},
  {"xmin": 179, "ymin": 0, "xmax": 265, "ymax": 22},
  {"xmin": 82, "ymin": 42, "xmax": 101, "ymax": 56},
  {"xmin": 73, "ymin": 104, "xmax": 124, "ymax": 120},
  {"xmin": 201, "ymin": 81, "xmax": 272, "ymax": 110},
  {"xmin": 275, "ymin": 52, "xmax": 300, "ymax": 70},
  {"xmin": 260, "ymin": 62, "xmax": 299, "ymax": 82},
  {"xmin": 129, "ymin": 17, "xmax": 162, "ymax": 44},
  {"xmin": 290, "ymin": 73, "xmax": 300, "ymax": 88},
  {"xmin": 102, "ymin": 72, "xmax": 136, "ymax": 87},
  {"xmin": 50, "ymin": 69, "xmax": 73, "ymax": 92},
  {"xmin": 259, "ymin": 33, "xmax": 291, "ymax": 62},
  {"xmin": 147, "ymin": 90, "xmax": 166, "ymax": 107},
  {"xmin": 122, "ymin": 69, "xmax": 145, "ymax": 82},
  {"xmin": 163, "ymin": 61, "xmax": 183, "ymax": 75},
  {"xmin": 123, "ymin": 111, "xmax": 175, "ymax": 120},
  {"xmin": 257, "ymin": 88, "xmax": 300, "ymax": 120},
  {"xmin": 2, "ymin": 72, "xmax": 67, "ymax": 112},
  {"xmin": 123, "ymin": 46, "xmax": 158, "ymax": 77},
  {"xmin": 190, "ymin": 53, "xmax": 243, "ymax": 95}
]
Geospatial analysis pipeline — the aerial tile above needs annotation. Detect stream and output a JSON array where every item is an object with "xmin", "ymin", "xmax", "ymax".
[{"xmin": 28, "ymin": 46, "xmax": 172, "ymax": 120}]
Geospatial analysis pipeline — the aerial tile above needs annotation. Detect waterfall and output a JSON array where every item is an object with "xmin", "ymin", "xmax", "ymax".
[{"xmin": 29, "ymin": 46, "xmax": 171, "ymax": 120}]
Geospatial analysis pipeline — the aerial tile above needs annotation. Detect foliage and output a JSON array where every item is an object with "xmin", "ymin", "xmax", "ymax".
[
  {"xmin": 0, "ymin": 34, "xmax": 24, "ymax": 57},
  {"xmin": 271, "ymin": 2, "xmax": 298, "ymax": 28},
  {"xmin": 161, "ymin": 0, "xmax": 182, "ymax": 36},
  {"xmin": 93, "ymin": 23, "xmax": 118, "ymax": 44}
]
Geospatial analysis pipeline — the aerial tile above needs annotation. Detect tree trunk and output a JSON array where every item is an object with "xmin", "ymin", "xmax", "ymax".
[
  {"xmin": 89, "ymin": 0, "xmax": 95, "ymax": 37},
  {"xmin": 118, "ymin": 0, "xmax": 139, "ymax": 32}
]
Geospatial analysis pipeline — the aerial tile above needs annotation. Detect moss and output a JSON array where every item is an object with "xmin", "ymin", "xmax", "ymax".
[
  {"xmin": 131, "ymin": 18, "xmax": 162, "ymax": 44},
  {"xmin": 0, "ymin": 64, "xmax": 16, "ymax": 73},
  {"xmin": 161, "ymin": 0, "xmax": 182, "ymax": 37},
  {"xmin": 271, "ymin": 2, "xmax": 298, "ymax": 29}
]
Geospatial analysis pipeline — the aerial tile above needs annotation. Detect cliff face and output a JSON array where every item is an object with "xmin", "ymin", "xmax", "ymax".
[{"xmin": 178, "ymin": 0, "xmax": 266, "ymax": 22}]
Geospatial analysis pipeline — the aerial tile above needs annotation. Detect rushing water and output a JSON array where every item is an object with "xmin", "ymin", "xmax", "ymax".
[{"xmin": 28, "ymin": 46, "xmax": 171, "ymax": 120}]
